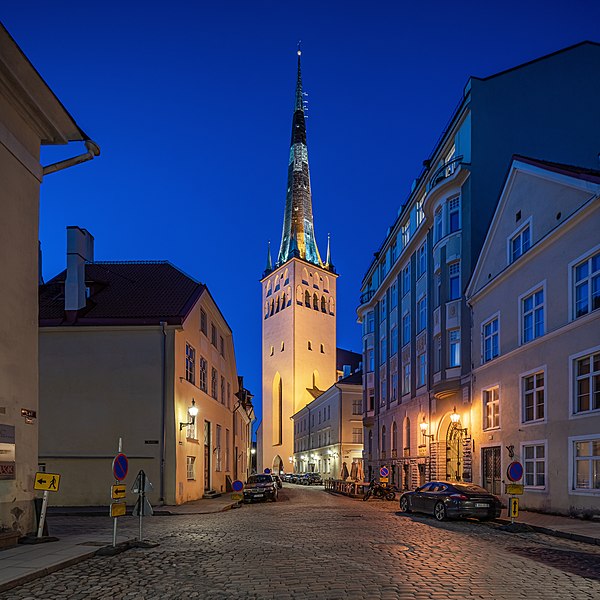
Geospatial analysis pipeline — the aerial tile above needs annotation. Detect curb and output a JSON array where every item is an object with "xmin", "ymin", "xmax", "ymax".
[{"xmin": 494, "ymin": 518, "xmax": 600, "ymax": 546}]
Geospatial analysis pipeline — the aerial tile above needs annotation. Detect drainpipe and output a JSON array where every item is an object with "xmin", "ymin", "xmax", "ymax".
[
  {"xmin": 42, "ymin": 140, "xmax": 100, "ymax": 176},
  {"xmin": 159, "ymin": 321, "xmax": 167, "ymax": 503}
]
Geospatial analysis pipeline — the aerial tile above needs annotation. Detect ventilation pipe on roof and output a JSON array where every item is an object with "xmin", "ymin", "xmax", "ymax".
[{"xmin": 42, "ymin": 140, "xmax": 100, "ymax": 176}]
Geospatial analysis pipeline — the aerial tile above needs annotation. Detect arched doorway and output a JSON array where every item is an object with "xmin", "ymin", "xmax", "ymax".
[
  {"xmin": 272, "ymin": 455, "xmax": 284, "ymax": 475},
  {"xmin": 446, "ymin": 421, "xmax": 465, "ymax": 481}
]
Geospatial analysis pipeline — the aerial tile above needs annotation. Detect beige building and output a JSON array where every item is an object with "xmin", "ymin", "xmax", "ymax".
[
  {"xmin": 292, "ymin": 371, "xmax": 363, "ymax": 477},
  {"xmin": 39, "ymin": 227, "xmax": 254, "ymax": 506},
  {"xmin": 467, "ymin": 157, "xmax": 600, "ymax": 516},
  {"xmin": 0, "ymin": 24, "xmax": 97, "ymax": 533}
]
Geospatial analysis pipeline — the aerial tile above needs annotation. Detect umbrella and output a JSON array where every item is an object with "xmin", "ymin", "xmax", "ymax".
[
  {"xmin": 340, "ymin": 462, "xmax": 349, "ymax": 480},
  {"xmin": 350, "ymin": 461, "xmax": 358, "ymax": 481},
  {"xmin": 357, "ymin": 461, "xmax": 364, "ymax": 482}
]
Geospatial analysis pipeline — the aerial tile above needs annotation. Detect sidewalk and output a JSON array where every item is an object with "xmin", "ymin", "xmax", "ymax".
[{"xmin": 0, "ymin": 495, "xmax": 240, "ymax": 593}]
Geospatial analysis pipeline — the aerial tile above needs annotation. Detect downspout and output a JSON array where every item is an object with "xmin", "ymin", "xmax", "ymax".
[
  {"xmin": 159, "ymin": 321, "xmax": 167, "ymax": 503},
  {"xmin": 42, "ymin": 140, "xmax": 100, "ymax": 176}
]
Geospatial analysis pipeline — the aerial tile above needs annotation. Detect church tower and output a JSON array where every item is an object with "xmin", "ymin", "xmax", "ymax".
[{"xmin": 260, "ymin": 49, "xmax": 338, "ymax": 474}]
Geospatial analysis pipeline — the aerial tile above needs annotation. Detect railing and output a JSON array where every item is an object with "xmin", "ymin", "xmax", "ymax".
[
  {"xmin": 358, "ymin": 289, "xmax": 375, "ymax": 306},
  {"xmin": 324, "ymin": 478, "xmax": 369, "ymax": 497},
  {"xmin": 426, "ymin": 156, "xmax": 463, "ymax": 192}
]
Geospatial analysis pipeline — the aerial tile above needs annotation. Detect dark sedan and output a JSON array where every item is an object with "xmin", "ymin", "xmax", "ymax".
[
  {"xmin": 243, "ymin": 474, "xmax": 278, "ymax": 502},
  {"xmin": 399, "ymin": 481, "xmax": 501, "ymax": 522}
]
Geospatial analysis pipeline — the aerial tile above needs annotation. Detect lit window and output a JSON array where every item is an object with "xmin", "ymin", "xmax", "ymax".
[
  {"xmin": 416, "ymin": 198, "xmax": 424, "ymax": 226},
  {"xmin": 403, "ymin": 362, "xmax": 411, "ymax": 395},
  {"xmin": 482, "ymin": 316, "xmax": 499, "ymax": 363},
  {"xmin": 449, "ymin": 329, "xmax": 460, "ymax": 367},
  {"xmin": 522, "ymin": 371, "xmax": 544, "ymax": 422},
  {"xmin": 521, "ymin": 288, "xmax": 544, "ymax": 343},
  {"xmin": 211, "ymin": 368, "xmax": 218, "ymax": 399},
  {"xmin": 511, "ymin": 225, "xmax": 531, "ymax": 263},
  {"xmin": 186, "ymin": 456, "xmax": 196, "ymax": 480},
  {"xmin": 185, "ymin": 343, "xmax": 196, "ymax": 385},
  {"xmin": 574, "ymin": 351, "xmax": 600, "ymax": 414},
  {"xmin": 573, "ymin": 250, "xmax": 600, "ymax": 319},
  {"xmin": 523, "ymin": 444, "xmax": 545, "ymax": 488},
  {"xmin": 199, "ymin": 357, "xmax": 207, "ymax": 392},
  {"xmin": 483, "ymin": 387, "xmax": 500, "ymax": 430},
  {"xmin": 448, "ymin": 262, "xmax": 460, "ymax": 300}
]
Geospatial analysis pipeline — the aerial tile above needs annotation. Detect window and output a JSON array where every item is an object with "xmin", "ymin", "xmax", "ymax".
[
  {"xmin": 417, "ymin": 296, "xmax": 427, "ymax": 332},
  {"xmin": 434, "ymin": 207, "xmax": 443, "ymax": 243},
  {"xmin": 521, "ymin": 288, "xmax": 544, "ymax": 343},
  {"xmin": 390, "ymin": 241, "xmax": 397, "ymax": 264},
  {"xmin": 366, "ymin": 311, "xmax": 375, "ymax": 334},
  {"xmin": 416, "ymin": 242, "xmax": 427, "ymax": 279},
  {"xmin": 380, "ymin": 338, "xmax": 387, "ymax": 364},
  {"xmin": 390, "ymin": 326, "xmax": 398, "ymax": 356},
  {"xmin": 511, "ymin": 224, "xmax": 531, "ymax": 263},
  {"xmin": 433, "ymin": 335, "xmax": 441, "ymax": 373},
  {"xmin": 402, "ymin": 221, "xmax": 410, "ymax": 247},
  {"xmin": 381, "ymin": 425, "xmax": 387, "ymax": 453},
  {"xmin": 227, "ymin": 382, "xmax": 231, "ymax": 409},
  {"xmin": 216, "ymin": 425, "xmax": 222, "ymax": 471},
  {"xmin": 220, "ymin": 376, "xmax": 226, "ymax": 405},
  {"xmin": 522, "ymin": 371, "xmax": 545, "ymax": 423},
  {"xmin": 200, "ymin": 309, "xmax": 207, "ymax": 335},
  {"xmin": 416, "ymin": 198, "xmax": 424, "ymax": 226},
  {"xmin": 308, "ymin": 341, "xmax": 312, "ymax": 351},
  {"xmin": 449, "ymin": 329, "xmax": 460, "ymax": 368},
  {"xmin": 417, "ymin": 352, "xmax": 426, "ymax": 387},
  {"xmin": 186, "ymin": 456, "xmax": 196, "ymax": 480},
  {"xmin": 367, "ymin": 349, "xmax": 374, "ymax": 373},
  {"xmin": 390, "ymin": 284, "xmax": 398, "ymax": 309},
  {"xmin": 572, "ymin": 437, "xmax": 600, "ymax": 491},
  {"xmin": 379, "ymin": 261, "xmax": 387, "ymax": 282},
  {"xmin": 320, "ymin": 344, "xmax": 325, "ymax": 354},
  {"xmin": 402, "ymin": 362, "xmax": 411, "ymax": 395},
  {"xmin": 321, "ymin": 296, "xmax": 326, "ymax": 312},
  {"xmin": 391, "ymin": 372, "xmax": 398, "ymax": 401},
  {"xmin": 185, "ymin": 343, "xmax": 196, "ymax": 385},
  {"xmin": 353, "ymin": 428, "xmax": 363, "ymax": 443},
  {"xmin": 211, "ymin": 367, "xmax": 218, "ymax": 399},
  {"xmin": 574, "ymin": 351, "xmax": 600, "ymax": 414},
  {"xmin": 305, "ymin": 290, "xmax": 311, "ymax": 307},
  {"xmin": 483, "ymin": 387, "xmax": 500, "ymax": 430},
  {"xmin": 380, "ymin": 297, "xmax": 387, "ymax": 322},
  {"xmin": 368, "ymin": 389, "xmax": 374, "ymax": 411},
  {"xmin": 392, "ymin": 422, "xmax": 398, "ymax": 451},
  {"xmin": 448, "ymin": 197, "xmax": 460, "ymax": 233},
  {"xmin": 352, "ymin": 398, "xmax": 362, "ymax": 415},
  {"xmin": 199, "ymin": 357, "xmax": 207, "ymax": 392},
  {"xmin": 448, "ymin": 262, "xmax": 460, "ymax": 300},
  {"xmin": 402, "ymin": 312, "xmax": 411, "ymax": 346},
  {"xmin": 402, "ymin": 264, "xmax": 411, "ymax": 296},
  {"xmin": 523, "ymin": 443, "xmax": 545, "ymax": 488},
  {"xmin": 220, "ymin": 336, "xmax": 225, "ymax": 356},
  {"xmin": 225, "ymin": 429, "xmax": 230, "ymax": 472},
  {"xmin": 211, "ymin": 324, "xmax": 217, "ymax": 347},
  {"xmin": 482, "ymin": 316, "xmax": 499, "ymax": 363},
  {"xmin": 573, "ymin": 250, "xmax": 600, "ymax": 319}
]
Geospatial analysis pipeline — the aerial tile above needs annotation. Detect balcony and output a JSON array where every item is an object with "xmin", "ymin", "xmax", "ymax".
[
  {"xmin": 358, "ymin": 289, "xmax": 375, "ymax": 307},
  {"xmin": 426, "ymin": 156, "xmax": 463, "ymax": 192}
]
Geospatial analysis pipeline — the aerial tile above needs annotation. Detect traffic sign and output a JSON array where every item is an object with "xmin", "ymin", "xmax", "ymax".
[
  {"xmin": 231, "ymin": 492, "xmax": 243, "ymax": 502},
  {"xmin": 112, "ymin": 484, "xmax": 127, "ymax": 499},
  {"xmin": 34, "ymin": 472, "xmax": 60, "ymax": 492},
  {"xmin": 232, "ymin": 480, "xmax": 244, "ymax": 492},
  {"xmin": 506, "ymin": 461, "xmax": 523, "ymax": 482},
  {"xmin": 380, "ymin": 466, "xmax": 389, "ymax": 478},
  {"xmin": 132, "ymin": 471, "xmax": 153, "ymax": 493},
  {"xmin": 380, "ymin": 477, "xmax": 389, "ymax": 484},
  {"xmin": 110, "ymin": 502, "xmax": 126, "ymax": 517},
  {"xmin": 264, "ymin": 468, "xmax": 271, "ymax": 474},
  {"xmin": 112, "ymin": 453, "xmax": 129, "ymax": 481},
  {"xmin": 132, "ymin": 496, "xmax": 153, "ymax": 517},
  {"xmin": 506, "ymin": 483, "xmax": 524, "ymax": 495},
  {"xmin": 508, "ymin": 497, "xmax": 519, "ymax": 518}
]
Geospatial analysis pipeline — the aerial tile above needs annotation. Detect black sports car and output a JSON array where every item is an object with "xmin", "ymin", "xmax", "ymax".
[{"xmin": 399, "ymin": 481, "xmax": 502, "ymax": 521}]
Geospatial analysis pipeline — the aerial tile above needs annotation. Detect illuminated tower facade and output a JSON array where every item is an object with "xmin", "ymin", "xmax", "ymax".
[{"xmin": 260, "ymin": 50, "xmax": 337, "ymax": 474}]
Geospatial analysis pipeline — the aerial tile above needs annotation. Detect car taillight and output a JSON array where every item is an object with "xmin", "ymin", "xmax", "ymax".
[{"xmin": 449, "ymin": 493, "xmax": 468, "ymax": 501}]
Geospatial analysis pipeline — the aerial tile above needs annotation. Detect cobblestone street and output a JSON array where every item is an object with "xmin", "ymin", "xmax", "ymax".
[{"xmin": 5, "ymin": 485, "xmax": 600, "ymax": 599}]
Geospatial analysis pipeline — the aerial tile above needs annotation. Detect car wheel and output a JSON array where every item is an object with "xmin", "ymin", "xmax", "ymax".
[
  {"xmin": 434, "ymin": 502, "xmax": 447, "ymax": 521},
  {"xmin": 385, "ymin": 491, "xmax": 396, "ymax": 501},
  {"xmin": 399, "ymin": 496, "xmax": 411, "ymax": 513}
]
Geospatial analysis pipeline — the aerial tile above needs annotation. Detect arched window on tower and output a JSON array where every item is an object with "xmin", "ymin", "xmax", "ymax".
[
  {"xmin": 270, "ymin": 299, "xmax": 274, "ymax": 316},
  {"xmin": 264, "ymin": 301, "xmax": 269, "ymax": 319},
  {"xmin": 328, "ymin": 297, "xmax": 335, "ymax": 315},
  {"xmin": 296, "ymin": 286, "xmax": 303, "ymax": 305},
  {"xmin": 321, "ymin": 296, "xmax": 326, "ymax": 313},
  {"xmin": 275, "ymin": 296, "xmax": 280, "ymax": 313},
  {"xmin": 266, "ymin": 280, "xmax": 273, "ymax": 297},
  {"xmin": 305, "ymin": 290, "xmax": 311, "ymax": 307},
  {"xmin": 302, "ymin": 268, "xmax": 309, "ymax": 286},
  {"xmin": 281, "ymin": 292, "xmax": 286, "ymax": 309},
  {"xmin": 313, "ymin": 293, "xmax": 318, "ymax": 310},
  {"xmin": 286, "ymin": 287, "xmax": 291, "ymax": 307},
  {"xmin": 284, "ymin": 268, "xmax": 289, "ymax": 285},
  {"xmin": 324, "ymin": 276, "xmax": 330, "ymax": 293}
]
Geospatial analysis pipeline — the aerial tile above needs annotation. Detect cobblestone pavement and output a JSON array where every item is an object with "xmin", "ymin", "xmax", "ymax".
[{"xmin": 4, "ymin": 485, "xmax": 600, "ymax": 599}]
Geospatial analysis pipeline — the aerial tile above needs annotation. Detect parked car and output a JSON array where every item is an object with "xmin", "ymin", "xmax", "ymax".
[
  {"xmin": 272, "ymin": 474, "xmax": 283, "ymax": 489},
  {"xmin": 399, "ymin": 481, "xmax": 501, "ymax": 522},
  {"xmin": 243, "ymin": 474, "xmax": 278, "ymax": 502},
  {"xmin": 299, "ymin": 472, "xmax": 322, "ymax": 485}
]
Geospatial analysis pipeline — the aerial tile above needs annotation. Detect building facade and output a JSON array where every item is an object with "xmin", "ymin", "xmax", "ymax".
[
  {"xmin": 260, "ymin": 50, "xmax": 338, "ymax": 474},
  {"xmin": 39, "ymin": 227, "xmax": 254, "ymax": 506},
  {"xmin": 357, "ymin": 42, "xmax": 600, "ymax": 491},
  {"xmin": 0, "ymin": 24, "xmax": 97, "ymax": 534},
  {"xmin": 468, "ymin": 157, "xmax": 600, "ymax": 515},
  {"xmin": 292, "ymin": 372, "xmax": 363, "ymax": 477}
]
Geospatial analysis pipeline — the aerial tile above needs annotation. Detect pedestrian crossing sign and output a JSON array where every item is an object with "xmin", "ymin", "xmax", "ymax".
[{"xmin": 34, "ymin": 472, "xmax": 61, "ymax": 492}]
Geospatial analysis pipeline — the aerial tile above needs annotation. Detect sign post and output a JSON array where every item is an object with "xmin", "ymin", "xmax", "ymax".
[
  {"xmin": 232, "ymin": 479, "xmax": 244, "ymax": 502},
  {"xmin": 506, "ymin": 461, "xmax": 524, "ymax": 525},
  {"xmin": 132, "ymin": 469, "xmax": 153, "ymax": 542},
  {"xmin": 379, "ymin": 466, "xmax": 389, "ymax": 485},
  {"xmin": 34, "ymin": 472, "xmax": 61, "ymax": 538},
  {"xmin": 110, "ymin": 438, "xmax": 128, "ymax": 547}
]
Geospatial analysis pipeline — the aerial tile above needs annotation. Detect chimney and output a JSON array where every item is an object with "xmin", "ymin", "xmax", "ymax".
[{"xmin": 65, "ymin": 226, "xmax": 94, "ymax": 312}]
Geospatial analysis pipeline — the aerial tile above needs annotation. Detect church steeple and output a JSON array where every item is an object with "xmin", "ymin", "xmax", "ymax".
[{"xmin": 277, "ymin": 48, "xmax": 324, "ymax": 269}]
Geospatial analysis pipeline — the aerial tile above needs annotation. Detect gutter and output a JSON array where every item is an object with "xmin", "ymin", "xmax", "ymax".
[{"xmin": 42, "ymin": 139, "xmax": 100, "ymax": 176}]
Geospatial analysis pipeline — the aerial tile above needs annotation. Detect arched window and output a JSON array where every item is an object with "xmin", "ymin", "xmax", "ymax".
[
  {"xmin": 284, "ymin": 269, "xmax": 289, "ymax": 285},
  {"xmin": 308, "ymin": 341, "xmax": 312, "ymax": 351},
  {"xmin": 265, "ymin": 302, "xmax": 269, "ymax": 319},
  {"xmin": 368, "ymin": 430, "xmax": 373, "ymax": 454},
  {"xmin": 313, "ymin": 293, "xmax": 319, "ymax": 310},
  {"xmin": 266, "ymin": 280, "xmax": 272, "ymax": 297},
  {"xmin": 328, "ymin": 297, "xmax": 335, "ymax": 315},
  {"xmin": 302, "ymin": 268, "xmax": 309, "ymax": 285},
  {"xmin": 296, "ymin": 285, "xmax": 303, "ymax": 305},
  {"xmin": 286, "ymin": 287, "xmax": 292, "ymax": 307},
  {"xmin": 392, "ymin": 421, "xmax": 398, "ymax": 451},
  {"xmin": 381, "ymin": 425, "xmax": 387, "ymax": 453},
  {"xmin": 275, "ymin": 296, "xmax": 280, "ymax": 313},
  {"xmin": 320, "ymin": 344, "xmax": 324, "ymax": 353},
  {"xmin": 321, "ymin": 295, "xmax": 327, "ymax": 312},
  {"xmin": 270, "ymin": 299, "xmax": 274, "ymax": 316},
  {"xmin": 324, "ymin": 276, "xmax": 330, "ymax": 293},
  {"xmin": 305, "ymin": 290, "xmax": 311, "ymax": 307},
  {"xmin": 281, "ymin": 293, "xmax": 286, "ymax": 309},
  {"xmin": 403, "ymin": 417, "xmax": 411, "ymax": 453}
]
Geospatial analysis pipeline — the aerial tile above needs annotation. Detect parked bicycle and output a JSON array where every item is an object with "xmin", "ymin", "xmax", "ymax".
[{"xmin": 362, "ymin": 479, "xmax": 396, "ymax": 501}]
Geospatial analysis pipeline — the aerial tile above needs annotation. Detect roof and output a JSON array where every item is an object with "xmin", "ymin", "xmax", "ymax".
[
  {"xmin": 513, "ymin": 155, "xmax": 600, "ymax": 184},
  {"xmin": 336, "ymin": 348, "xmax": 362, "ymax": 373},
  {"xmin": 337, "ymin": 370, "xmax": 363, "ymax": 386},
  {"xmin": 39, "ymin": 261, "xmax": 205, "ymax": 327}
]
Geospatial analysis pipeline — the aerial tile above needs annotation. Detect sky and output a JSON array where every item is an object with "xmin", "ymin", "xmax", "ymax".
[{"xmin": 3, "ymin": 1, "xmax": 599, "ymax": 435}]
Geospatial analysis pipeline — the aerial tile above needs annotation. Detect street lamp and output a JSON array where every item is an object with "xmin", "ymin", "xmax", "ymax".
[
  {"xmin": 179, "ymin": 399, "xmax": 198, "ymax": 431},
  {"xmin": 450, "ymin": 406, "xmax": 468, "ymax": 434},
  {"xmin": 250, "ymin": 448, "xmax": 256, "ymax": 455},
  {"xmin": 419, "ymin": 418, "xmax": 434, "ymax": 440}
]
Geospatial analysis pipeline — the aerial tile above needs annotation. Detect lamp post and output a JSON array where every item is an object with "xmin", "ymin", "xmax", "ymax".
[
  {"xmin": 419, "ymin": 418, "xmax": 434, "ymax": 480},
  {"xmin": 179, "ymin": 399, "xmax": 198, "ymax": 431}
]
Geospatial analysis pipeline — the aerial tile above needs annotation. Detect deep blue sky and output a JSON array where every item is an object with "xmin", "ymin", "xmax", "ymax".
[{"xmin": 3, "ymin": 1, "xmax": 599, "ymax": 434}]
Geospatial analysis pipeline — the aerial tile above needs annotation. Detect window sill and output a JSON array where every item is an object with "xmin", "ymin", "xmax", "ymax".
[
  {"xmin": 568, "ymin": 488, "xmax": 600, "ymax": 496},
  {"xmin": 523, "ymin": 486, "xmax": 546, "ymax": 492},
  {"xmin": 520, "ymin": 419, "xmax": 547, "ymax": 427}
]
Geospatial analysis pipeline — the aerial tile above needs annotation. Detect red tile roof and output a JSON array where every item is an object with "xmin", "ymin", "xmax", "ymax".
[
  {"xmin": 39, "ymin": 261, "xmax": 204, "ymax": 326},
  {"xmin": 514, "ymin": 155, "xmax": 600, "ymax": 184}
]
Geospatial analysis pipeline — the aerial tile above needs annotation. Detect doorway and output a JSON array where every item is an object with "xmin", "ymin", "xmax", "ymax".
[
  {"xmin": 482, "ymin": 446, "xmax": 501, "ymax": 495},
  {"xmin": 204, "ymin": 420, "xmax": 211, "ymax": 492}
]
